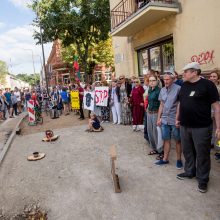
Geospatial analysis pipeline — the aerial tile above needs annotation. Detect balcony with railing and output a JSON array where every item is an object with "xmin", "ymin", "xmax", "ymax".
[{"xmin": 111, "ymin": 0, "xmax": 179, "ymax": 36}]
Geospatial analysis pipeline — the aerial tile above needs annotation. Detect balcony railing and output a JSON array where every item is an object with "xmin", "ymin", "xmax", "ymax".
[{"xmin": 111, "ymin": 0, "xmax": 176, "ymax": 31}]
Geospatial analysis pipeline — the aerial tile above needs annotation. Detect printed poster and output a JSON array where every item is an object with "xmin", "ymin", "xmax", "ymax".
[
  {"xmin": 70, "ymin": 90, "xmax": 80, "ymax": 110},
  {"xmin": 83, "ymin": 92, "xmax": 95, "ymax": 111}
]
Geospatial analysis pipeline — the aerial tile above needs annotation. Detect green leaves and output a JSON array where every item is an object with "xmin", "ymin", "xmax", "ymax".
[
  {"xmin": 0, "ymin": 60, "xmax": 8, "ymax": 84},
  {"xmin": 31, "ymin": 0, "xmax": 111, "ymax": 78}
]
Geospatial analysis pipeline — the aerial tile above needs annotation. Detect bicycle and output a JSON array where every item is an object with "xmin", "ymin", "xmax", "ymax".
[{"xmin": 33, "ymin": 105, "xmax": 43, "ymax": 125}]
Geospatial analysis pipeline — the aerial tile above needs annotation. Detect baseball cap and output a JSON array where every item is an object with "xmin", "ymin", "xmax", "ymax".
[
  {"xmin": 182, "ymin": 62, "xmax": 200, "ymax": 71},
  {"xmin": 164, "ymin": 69, "xmax": 175, "ymax": 77}
]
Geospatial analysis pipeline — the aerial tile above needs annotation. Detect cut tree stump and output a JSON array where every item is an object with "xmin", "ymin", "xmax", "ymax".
[{"xmin": 110, "ymin": 145, "xmax": 121, "ymax": 193}]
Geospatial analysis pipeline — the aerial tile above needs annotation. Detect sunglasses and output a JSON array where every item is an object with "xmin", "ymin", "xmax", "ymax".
[
  {"xmin": 149, "ymin": 80, "xmax": 157, "ymax": 82},
  {"xmin": 119, "ymin": 78, "xmax": 124, "ymax": 80}
]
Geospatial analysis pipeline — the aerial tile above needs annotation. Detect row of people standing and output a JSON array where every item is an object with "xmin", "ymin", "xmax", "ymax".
[{"xmin": 0, "ymin": 87, "xmax": 24, "ymax": 120}]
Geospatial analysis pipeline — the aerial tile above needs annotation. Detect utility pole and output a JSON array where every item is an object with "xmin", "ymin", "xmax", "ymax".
[
  {"xmin": 23, "ymin": 48, "xmax": 36, "ymax": 75},
  {"xmin": 37, "ymin": 1, "xmax": 49, "ymax": 94}
]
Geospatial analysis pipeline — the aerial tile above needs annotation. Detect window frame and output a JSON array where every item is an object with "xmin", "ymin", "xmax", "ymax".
[{"xmin": 137, "ymin": 36, "xmax": 174, "ymax": 76}]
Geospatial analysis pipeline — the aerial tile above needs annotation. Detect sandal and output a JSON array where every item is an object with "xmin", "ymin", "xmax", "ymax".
[
  {"xmin": 148, "ymin": 150, "xmax": 158, "ymax": 155},
  {"xmin": 156, "ymin": 153, "xmax": 164, "ymax": 160}
]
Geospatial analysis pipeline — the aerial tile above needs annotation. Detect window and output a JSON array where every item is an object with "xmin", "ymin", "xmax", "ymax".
[{"xmin": 137, "ymin": 39, "xmax": 174, "ymax": 76}]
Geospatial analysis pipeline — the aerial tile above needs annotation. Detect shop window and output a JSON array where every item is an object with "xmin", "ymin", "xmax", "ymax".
[
  {"xmin": 138, "ymin": 50, "xmax": 149, "ymax": 75},
  {"xmin": 138, "ymin": 39, "xmax": 174, "ymax": 76},
  {"xmin": 162, "ymin": 42, "xmax": 174, "ymax": 71},
  {"xmin": 150, "ymin": 46, "xmax": 161, "ymax": 72}
]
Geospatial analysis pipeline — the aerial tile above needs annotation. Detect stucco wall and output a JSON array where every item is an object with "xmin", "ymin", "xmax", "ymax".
[
  {"xmin": 112, "ymin": 37, "xmax": 136, "ymax": 77},
  {"xmin": 111, "ymin": 0, "xmax": 220, "ymax": 76}
]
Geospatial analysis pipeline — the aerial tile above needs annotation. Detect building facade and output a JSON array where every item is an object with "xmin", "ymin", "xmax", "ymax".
[
  {"xmin": 46, "ymin": 40, "xmax": 74, "ymax": 87},
  {"xmin": 46, "ymin": 40, "xmax": 114, "ymax": 85},
  {"xmin": 110, "ymin": 0, "xmax": 220, "ymax": 77},
  {"xmin": 0, "ymin": 74, "xmax": 30, "ymax": 89}
]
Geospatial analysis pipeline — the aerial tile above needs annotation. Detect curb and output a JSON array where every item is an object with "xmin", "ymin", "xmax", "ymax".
[{"xmin": 0, "ymin": 113, "xmax": 28, "ymax": 166}]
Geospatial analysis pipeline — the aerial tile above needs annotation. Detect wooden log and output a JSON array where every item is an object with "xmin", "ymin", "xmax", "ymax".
[
  {"xmin": 110, "ymin": 145, "xmax": 121, "ymax": 193},
  {"xmin": 110, "ymin": 145, "xmax": 117, "ymax": 160}
]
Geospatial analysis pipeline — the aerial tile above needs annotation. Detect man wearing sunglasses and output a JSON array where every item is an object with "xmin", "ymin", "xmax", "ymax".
[{"xmin": 176, "ymin": 62, "xmax": 220, "ymax": 193}]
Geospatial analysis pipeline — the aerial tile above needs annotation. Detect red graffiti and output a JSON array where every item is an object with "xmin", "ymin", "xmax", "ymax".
[
  {"xmin": 95, "ymin": 89, "xmax": 108, "ymax": 104},
  {"xmin": 191, "ymin": 50, "xmax": 214, "ymax": 65}
]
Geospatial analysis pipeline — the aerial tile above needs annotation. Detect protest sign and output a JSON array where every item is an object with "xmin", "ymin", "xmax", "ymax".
[
  {"xmin": 84, "ymin": 92, "xmax": 95, "ymax": 111},
  {"xmin": 95, "ymin": 87, "xmax": 109, "ymax": 107},
  {"xmin": 70, "ymin": 91, "xmax": 80, "ymax": 109}
]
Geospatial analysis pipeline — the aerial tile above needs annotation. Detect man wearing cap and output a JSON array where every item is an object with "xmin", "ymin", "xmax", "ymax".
[
  {"xmin": 156, "ymin": 70, "xmax": 182, "ymax": 168},
  {"xmin": 176, "ymin": 62, "xmax": 220, "ymax": 193}
]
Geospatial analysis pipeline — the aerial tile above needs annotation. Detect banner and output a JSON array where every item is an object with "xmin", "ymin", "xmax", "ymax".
[
  {"xmin": 70, "ymin": 91, "xmax": 80, "ymax": 109},
  {"xmin": 95, "ymin": 87, "xmax": 109, "ymax": 107},
  {"xmin": 83, "ymin": 92, "xmax": 95, "ymax": 111}
]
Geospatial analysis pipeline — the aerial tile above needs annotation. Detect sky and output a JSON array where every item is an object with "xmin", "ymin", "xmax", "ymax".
[{"xmin": 0, "ymin": 0, "xmax": 52, "ymax": 75}]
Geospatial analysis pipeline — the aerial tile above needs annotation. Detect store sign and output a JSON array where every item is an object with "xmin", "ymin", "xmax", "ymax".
[{"xmin": 191, "ymin": 50, "xmax": 214, "ymax": 65}]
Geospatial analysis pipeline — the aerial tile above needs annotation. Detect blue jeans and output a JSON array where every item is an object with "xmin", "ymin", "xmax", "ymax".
[{"xmin": 161, "ymin": 124, "xmax": 180, "ymax": 141}]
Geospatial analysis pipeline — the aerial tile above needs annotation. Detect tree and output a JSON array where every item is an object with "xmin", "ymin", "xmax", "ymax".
[
  {"xmin": 0, "ymin": 60, "xmax": 8, "ymax": 85},
  {"xmin": 31, "ymin": 0, "xmax": 111, "ymax": 81},
  {"xmin": 16, "ymin": 73, "xmax": 40, "ymax": 86},
  {"xmin": 61, "ymin": 36, "xmax": 114, "ymax": 71}
]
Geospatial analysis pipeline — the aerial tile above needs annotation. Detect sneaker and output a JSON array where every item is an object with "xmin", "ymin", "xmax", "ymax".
[
  {"xmin": 177, "ymin": 172, "xmax": 195, "ymax": 180},
  {"xmin": 113, "ymin": 122, "xmax": 117, "ymax": 125},
  {"xmin": 155, "ymin": 160, "xmax": 169, "ymax": 166},
  {"xmin": 197, "ymin": 183, "xmax": 207, "ymax": 193},
  {"xmin": 176, "ymin": 160, "xmax": 183, "ymax": 169},
  {"xmin": 133, "ymin": 125, "xmax": 137, "ymax": 131}
]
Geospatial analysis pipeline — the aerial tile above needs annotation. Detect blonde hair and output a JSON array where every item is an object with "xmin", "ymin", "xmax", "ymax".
[{"xmin": 90, "ymin": 112, "xmax": 96, "ymax": 117}]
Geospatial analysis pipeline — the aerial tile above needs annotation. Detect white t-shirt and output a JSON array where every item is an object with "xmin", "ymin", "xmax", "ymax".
[{"xmin": 14, "ymin": 91, "xmax": 21, "ymax": 102}]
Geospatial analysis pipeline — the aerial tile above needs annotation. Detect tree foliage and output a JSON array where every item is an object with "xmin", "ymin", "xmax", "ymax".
[
  {"xmin": 16, "ymin": 73, "xmax": 40, "ymax": 86},
  {"xmin": 61, "ymin": 36, "xmax": 114, "ymax": 70},
  {"xmin": 0, "ymin": 60, "xmax": 8, "ymax": 85},
  {"xmin": 31, "ymin": 0, "xmax": 111, "ymax": 80}
]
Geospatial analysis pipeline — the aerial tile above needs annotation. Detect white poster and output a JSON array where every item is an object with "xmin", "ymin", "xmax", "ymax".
[
  {"xmin": 95, "ymin": 87, "xmax": 109, "ymax": 107},
  {"xmin": 83, "ymin": 92, "xmax": 95, "ymax": 111}
]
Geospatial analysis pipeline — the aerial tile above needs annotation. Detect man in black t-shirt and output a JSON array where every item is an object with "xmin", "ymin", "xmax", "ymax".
[{"xmin": 176, "ymin": 62, "xmax": 220, "ymax": 193}]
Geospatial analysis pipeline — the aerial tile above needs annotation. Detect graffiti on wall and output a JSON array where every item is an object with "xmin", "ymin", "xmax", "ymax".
[{"xmin": 191, "ymin": 50, "xmax": 214, "ymax": 65}]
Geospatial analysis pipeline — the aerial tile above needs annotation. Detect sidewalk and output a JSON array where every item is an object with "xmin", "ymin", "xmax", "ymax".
[
  {"xmin": 0, "ymin": 113, "xmax": 27, "ymax": 154},
  {"xmin": 0, "ymin": 123, "xmax": 220, "ymax": 219}
]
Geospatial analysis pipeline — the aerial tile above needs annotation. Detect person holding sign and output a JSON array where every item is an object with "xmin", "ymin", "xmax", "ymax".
[
  {"xmin": 76, "ymin": 82, "xmax": 85, "ymax": 120},
  {"xmin": 100, "ymin": 80, "xmax": 110, "ymax": 123}
]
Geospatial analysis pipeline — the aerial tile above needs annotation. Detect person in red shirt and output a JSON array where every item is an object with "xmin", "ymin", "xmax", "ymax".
[
  {"xmin": 31, "ymin": 90, "xmax": 38, "ymax": 106},
  {"xmin": 130, "ymin": 79, "xmax": 145, "ymax": 131},
  {"xmin": 76, "ymin": 82, "xmax": 85, "ymax": 120}
]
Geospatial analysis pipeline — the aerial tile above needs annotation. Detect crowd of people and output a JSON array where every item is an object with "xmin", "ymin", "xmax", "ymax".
[
  {"xmin": 85, "ymin": 61, "xmax": 220, "ymax": 193},
  {"xmin": 0, "ymin": 62, "xmax": 219, "ymax": 193}
]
